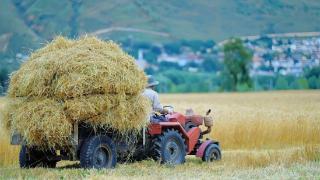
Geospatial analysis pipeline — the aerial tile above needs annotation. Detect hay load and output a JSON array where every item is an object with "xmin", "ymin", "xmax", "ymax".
[
  {"xmin": 1, "ymin": 36, "xmax": 151, "ymax": 149},
  {"xmin": 8, "ymin": 37, "xmax": 146, "ymax": 98}
]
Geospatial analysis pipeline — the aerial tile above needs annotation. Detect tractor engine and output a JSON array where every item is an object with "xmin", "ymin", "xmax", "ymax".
[{"xmin": 184, "ymin": 109, "xmax": 213, "ymax": 134}]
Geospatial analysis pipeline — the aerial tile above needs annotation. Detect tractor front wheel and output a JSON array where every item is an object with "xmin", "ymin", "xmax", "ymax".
[
  {"xmin": 153, "ymin": 129, "xmax": 186, "ymax": 165},
  {"xmin": 80, "ymin": 135, "xmax": 116, "ymax": 169},
  {"xmin": 202, "ymin": 143, "xmax": 221, "ymax": 162}
]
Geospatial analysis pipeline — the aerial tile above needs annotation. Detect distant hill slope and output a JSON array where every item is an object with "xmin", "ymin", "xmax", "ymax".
[{"xmin": 1, "ymin": 0, "xmax": 320, "ymax": 54}]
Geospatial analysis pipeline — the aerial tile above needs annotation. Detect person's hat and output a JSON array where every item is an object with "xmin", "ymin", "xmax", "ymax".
[{"xmin": 147, "ymin": 75, "xmax": 159, "ymax": 87}]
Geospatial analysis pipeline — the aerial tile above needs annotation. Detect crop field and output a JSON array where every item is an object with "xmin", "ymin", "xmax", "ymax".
[{"xmin": 0, "ymin": 91, "xmax": 320, "ymax": 179}]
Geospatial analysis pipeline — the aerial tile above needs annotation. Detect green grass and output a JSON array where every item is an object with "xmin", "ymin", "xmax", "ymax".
[
  {"xmin": 79, "ymin": 0, "xmax": 320, "ymax": 42},
  {"xmin": 0, "ymin": 158, "xmax": 319, "ymax": 179}
]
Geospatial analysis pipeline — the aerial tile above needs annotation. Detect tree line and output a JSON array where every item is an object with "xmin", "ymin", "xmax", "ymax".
[{"xmin": 1, "ymin": 38, "xmax": 320, "ymax": 95}]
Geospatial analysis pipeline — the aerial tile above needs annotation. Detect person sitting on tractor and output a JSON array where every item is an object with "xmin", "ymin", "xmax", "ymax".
[
  {"xmin": 143, "ymin": 75, "xmax": 163, "ymax": 112},
  {"xmin": 142, "ymin": 75, "xmax": 167, "ymax": 122}
]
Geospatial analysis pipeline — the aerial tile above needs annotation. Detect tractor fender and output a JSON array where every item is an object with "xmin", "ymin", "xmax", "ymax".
[
  {"xmin": 186, "ymin": 128, "xmax": 201, "ymax": 154},
  {"xmin": 196, "ymin": 140, "xmax": 220, "ymax": 158}
]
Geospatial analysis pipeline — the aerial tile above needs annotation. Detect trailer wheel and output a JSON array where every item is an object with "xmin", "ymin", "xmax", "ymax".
[
  {"xmin": 19, "ymin": 145, "xmax": 57, "ymax": 168},
  {"xmin": 19, "ymin": 145, "xmax": 33, "ymax": 168},
  {"xmin": 153, "ymin": 129, "xmax": 186, "ymax": 165},
  {"xmin": 202, "ymin": 143, "xmax": 221, "ymax": 162},
  {"xmin": 80, "ymin": 135, "xmax": 116, "ymax": 169}
]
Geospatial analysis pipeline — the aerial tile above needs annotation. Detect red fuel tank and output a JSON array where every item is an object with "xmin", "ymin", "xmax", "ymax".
[
  {"xmin": 167, "ymin": 112, "xmax": 186, "ymax": 126},
  {"xmin": 185, "ymin": 115, "xmax": 203, "ymax": 126}
]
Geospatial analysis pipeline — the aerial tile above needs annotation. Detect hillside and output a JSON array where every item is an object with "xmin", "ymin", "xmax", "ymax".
[{"xmin": 1, "ymin": 0, "xmax": 320, "ymax": 55}]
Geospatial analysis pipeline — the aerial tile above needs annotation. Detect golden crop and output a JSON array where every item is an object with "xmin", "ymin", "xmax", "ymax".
[
  {"xmin": 0, "ymin": 91, "xmax": 319, "ymax": 178},
  {"xmin": 161, "ymin": 91, "xmax": 320, "ymax": 150}
]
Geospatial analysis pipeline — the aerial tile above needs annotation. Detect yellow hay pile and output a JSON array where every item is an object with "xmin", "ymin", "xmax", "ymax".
[
  {"xmin": 8, "ymin": 37, "xmax": 146, "ymax": 98},
  {"xmin": 1, "ymin": 36, "xmax": 151, "ymax": 149}
]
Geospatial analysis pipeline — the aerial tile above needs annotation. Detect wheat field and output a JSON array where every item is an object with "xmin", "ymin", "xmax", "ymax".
[{"xmin": 0, "ymin": 91, "xmax": 320, "ymax": 179}]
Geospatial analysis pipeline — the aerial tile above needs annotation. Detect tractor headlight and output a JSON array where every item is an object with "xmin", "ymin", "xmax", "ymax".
[{"xmin": 204, "ymin": 116, "xmax": 213, "ymax": 127}]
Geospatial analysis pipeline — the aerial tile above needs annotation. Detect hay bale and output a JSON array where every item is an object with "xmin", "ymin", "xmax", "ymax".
[
  {"xmin": 8, "ymin": 36, "xmax": 147, "ymax": 98},
  {"xmin": 63, "ymin": 94, "xmax": 119, "ymax": 121},
  {"xmin": 85, "ymin": 95, "xmax": 151, "ymax": 131},
  {"xmin": 3, "ymin": 95, "xmax": 150, "ymax": 149},
  {"xmin": 0, "ymin": 98, "xmax": 22, "ymax": 133},
  {"xmin": 6, "ymin": 98, "xmax": 72, "ymax": 149},
  {"xmin": 1, "ymin": 36, "xmax": 151, "ymax": 149}
]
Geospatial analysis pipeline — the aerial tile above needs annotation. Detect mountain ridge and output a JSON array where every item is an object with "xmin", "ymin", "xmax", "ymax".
[{"xmin": 1, "ymin": 0, "xmax": 320, "ymax": 55}]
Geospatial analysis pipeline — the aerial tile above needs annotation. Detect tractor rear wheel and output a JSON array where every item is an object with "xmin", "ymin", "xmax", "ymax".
[
  {"xmin": 80, "ymin": 135, "xmax": 116, "ymax": 169},
  {"xmin": 153, "ymin": 129, "xmax": 186, "ymax": 165},
  {"xmin": 19, "ymin": 145, "xmax": 57, "ymax": 168},
  {"xmin": 202, "ymin": 143, "xmax": 221, "ymax": 162}
]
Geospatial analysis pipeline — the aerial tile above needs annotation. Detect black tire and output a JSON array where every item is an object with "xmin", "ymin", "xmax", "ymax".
[
  {"xmin": 185, "ymin": 122, "xmax": 196, "ymax": 132},
  {"xmin": 202, "ymin": 143, "xmax": 221, "ymax": 162},
  {"xmin": 19, "ymin": 145, "xmax": 32, "ymax": 168},
  {"xmin": 153, "ymin": 129, "xmax": 186, "ymax": 165},
  {"xmin": 44, "ymin": 160, "xmax": 57, "ymax": 168},
  {"xmin": 80, "ymin": 135, "xmax": 117, "ymax": 169},
  {"xmin": 19, "ymin": 145, "xmax": 57, "ymax": 168}
]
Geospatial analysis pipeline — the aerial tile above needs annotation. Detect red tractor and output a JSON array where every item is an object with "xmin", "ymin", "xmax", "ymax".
[{"xmin": 12, "ymin": 107, "xmax": 221, "ymax": 168}]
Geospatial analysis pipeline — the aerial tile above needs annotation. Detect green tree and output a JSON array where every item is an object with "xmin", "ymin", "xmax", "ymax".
[
  {"xmin": 256, "ymin": 75, "xmax": 275, "ymax": 90},
  {"xmin": 236, "ymin": 83, "xmax": 251, "ymax": 92},
  {"xmin": 202, "ymin": 57, "xmax": 222, "ymax": 72},
  {"xmin": 221, "ymin": 71, "xmax": 234, "ymax": 91},
  {"xmin": 275, "ymin": 76, "xmax": 289, "ymax": 90},
  {"xmin": 305, "ymin": 66, "xmax": 320, "ymax": 78},
  {"xmin": 305, "ymin": 66, "xmax": 320, "ymax": 89},
  {"xmin": 308, "ymin": 76, "xmax": 320, "ymax": 89},
  {"xmin": 144, "ymin": 51, "xmax": 157, "ymax": 64},
  {"xmin": 0, "ymin": 68, "xmax": 9, "ymax": 89},
  {"xmin": 222, "ymin": 38, "xmax": 253, "ymax": 91},
  {"xmin": 290, "ymin": 77, "xmax": 309, "ymax": 89},
  {"xmin": 0, "ymin": 85, "xmax": 3, "ymax": 95},
  {"xmin": 296, "ymin": 78, "xmax": 309, "ymax": 89},
  {"xmin": 164, "ymin": 42, "xmax": 181, "ymax": 54}
]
